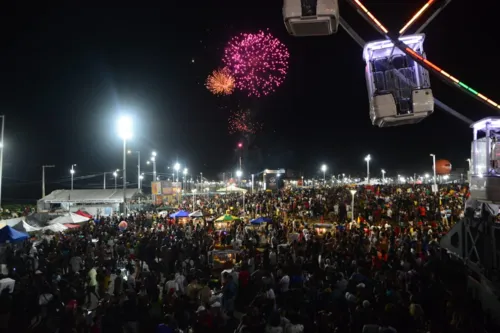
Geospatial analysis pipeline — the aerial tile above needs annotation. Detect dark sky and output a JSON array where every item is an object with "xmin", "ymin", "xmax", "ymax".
[{"xmin": 0, "ymin": 0, "xmax": 497, "ymax": 202}]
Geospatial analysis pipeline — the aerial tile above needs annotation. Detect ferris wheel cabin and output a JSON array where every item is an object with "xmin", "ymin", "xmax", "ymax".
[
  {"xmin": 469, "ymin": 117, "xmax": 500, "ymax": 203},
  {"xmin": 363, "ymin": 34, "xmax": 434, "ymax": 127},
  {"xmin": 283, "ymin": 0, "xmax": 339, "ymax": 36}
]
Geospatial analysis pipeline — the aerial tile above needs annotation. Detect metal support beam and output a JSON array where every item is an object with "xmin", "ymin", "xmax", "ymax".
[{"xmin": 415, "ymin": 0, "xmax": 453, "ymax": 34}]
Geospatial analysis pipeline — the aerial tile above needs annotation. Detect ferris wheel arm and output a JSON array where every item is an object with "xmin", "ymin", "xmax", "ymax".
[
  {"xmin": 339, "ymin": 15, "xmax": 473, "ymax": 125},
  {"xmin": 347, "ymin": 0, "xmax": 500, "ymax": 113},
  {"xmin": 414, "ymin": 0, "xmax": 453, "ymax": 35}
]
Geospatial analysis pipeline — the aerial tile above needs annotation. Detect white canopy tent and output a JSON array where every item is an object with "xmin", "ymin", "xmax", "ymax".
[
  {"xmin": 48, "ymin": 213, "xmax": 89, "ymax": 225},
  {"xmin": 42, "ymin": 223, "xmax": 68, "ymax": 232},
  {"xmin": 21, "ymin": 221, "xmax": 42, "ymax": 232},
  {"xmin": 217, "ymin": 185, "xmax": 248, "ymax": 193}
]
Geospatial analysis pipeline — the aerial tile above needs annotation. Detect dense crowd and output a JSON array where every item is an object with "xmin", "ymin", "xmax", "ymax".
[{"xmin": 0, "ymin": 184, "xmax": 497, "ymax": 333}]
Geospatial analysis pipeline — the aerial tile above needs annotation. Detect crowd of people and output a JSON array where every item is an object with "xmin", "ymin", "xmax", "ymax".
[{"xmin": 0, "ymin": 184, "xmax": 497, "ymax": 333}]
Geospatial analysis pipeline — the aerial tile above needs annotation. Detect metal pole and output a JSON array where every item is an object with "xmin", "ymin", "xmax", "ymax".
[
  {"xmin": 71, "ymin": 165, "xmax": 74, "ymax": 191},
  {"xmin": 251, "ymin": 174, "xmax": 254, "ymax": 194},
  {"xmin": 104, "ymin": 172, "xmax": 107, "ymax": 189},
  {"xmin": 243, "ymin": 191, "xmax": 245, "ymax": 214},
  {"xmin": 432, "ymin": 154, "xmax": 437, "ymax": 185},
  {"xmin": 137, "ymin": 152, "xmax": 141, "ymax": 190},
  {"xmin": 115, "ymin": 175, "xmax": 117, "ymax": 190},
  {"xmin": 0, "ymin": 116, "xmax": 4, "ymax": 208},
  {"xmin": 123, "ymin": 140, "xmax": 127, "ymax": 215},
  {"xmin": 42, "ymin": 166, "xmax": 45, "ymax": 198},
  {"xmin": 153, "ymin": 160, "xmax": 156, "ymax": 181},
  {"xmin": 367, "ymin": 160, "xmax": 370, "ymax": 184}
]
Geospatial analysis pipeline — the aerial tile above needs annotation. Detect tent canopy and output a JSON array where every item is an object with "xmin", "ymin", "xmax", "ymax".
[
  {"xmin": 169, "ymin": 210, "xmax": 189, "ymax": 218},
  {"xmin": 13, "ymin": 221, "xmax": 41, "ymax": 233},
  {"xmin": 250, "ymin": 217, "xmax": 272, "ymax": 225},
  {"xmin": 42, "ymin": 223, "xmax": 68, "ymax": 232},
  {"xmin": 48, "ymin": 213, "xmax": 89, "ymax": 225},
  {"xmin": 189, "ymin": 210, "xmax": 204, "ymax": 217},
  {"xmin": 215, "ymin": 214, "xmax": 239, "ymax": 222},
  {"xmin": 0, "ymin": 226, "xmax": 29, "ymax": 244},
  {"xmin": 75, "ymin": 210, "xmax": 92, "ymax": 219},
  {"xmin": 216, "ymin": 185, "xmax": 247, "ymax": 193}
]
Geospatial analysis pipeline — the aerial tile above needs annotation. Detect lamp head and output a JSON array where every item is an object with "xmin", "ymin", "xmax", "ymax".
[
  {"xmin": 364, "ymin": 154, "xmax": 371, "ymax": 162},
  {"xmin": 117, "ymin": 116, "xmax": 133, "ymax": 140}
]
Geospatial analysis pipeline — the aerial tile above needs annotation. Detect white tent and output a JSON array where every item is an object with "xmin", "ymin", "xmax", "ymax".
[
  {"xmin": 42, "ymin": 223, "xmax": 68, "ymax": 232},
  {"xmin": 48, "ymin": 213, "xmax": 89, "ymax": 225},
  {"xmin": 21, "ymin": 221, "xmax": 41, "ymax": 232},
  {"xmin": 189, "ymin": 210, "xmax": 204, "ymax": 217},
  {"xmin": 217, "ymin": 185, "xmax": 247, "ymax": 193}
]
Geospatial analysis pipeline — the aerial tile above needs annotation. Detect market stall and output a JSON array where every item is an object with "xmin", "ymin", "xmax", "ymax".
[
  {"xmin": 169, "ymin": 210, "xmax": 190, "ymax": 225},
  {"xmin": 209, "ymin": 249, "xmax": 239, "ymax": 271},
  {"xmin": 314, "ymin": 223, "xmax": 334, "ymax": 237}
]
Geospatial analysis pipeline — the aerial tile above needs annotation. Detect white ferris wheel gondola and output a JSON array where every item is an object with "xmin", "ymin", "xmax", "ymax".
[
  {"xmin": 363, "ymin": 34, "xmax": 434, "ymax": 127},
  {"xmin": 283, "ymin": 0, "xmax": 339, "ymax": 37}
]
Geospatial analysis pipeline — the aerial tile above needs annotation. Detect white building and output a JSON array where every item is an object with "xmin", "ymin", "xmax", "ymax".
[{"xmin": 37, "ymin": 189, "xmax": 145, "ymax": 216}]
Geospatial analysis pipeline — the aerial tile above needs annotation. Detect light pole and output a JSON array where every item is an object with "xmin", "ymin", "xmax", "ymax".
[
  {"xmin": 70, "ymin": 164, "xmax": 77, "ymax": 190},
  {"xmin": 350, "ymin": 189, "xmax": 356, "ymax": 223},
  {"xmin": 381, "ymin": 169, "xmax": 386, "ymax": 183},
  {"xmin": 237, "ymin": 142, "xmax": 243, "ymax": 170},
  {"xmin": 128, "ymin": 150, "xmax": 141, "ymax": 190},
  {"xmin": 430, "ymin": 153, "xmax": 437, "ymax": 187},
  {"xmin": 183, "ymin": 168, "xmax": 188, "ymax": 191},
  {"xmin": 236, "ymin": 170, "xmax": 244, "ymax": 212},
  {"xmin": 364, "ymin": 154, "xmax": 371, "ymax": 184},
  {"xmin": 118, "ymin": 116, "xmax": 133, "ymax": 215},
  {"xmin": 174, "ymin": 162, "xmax": 180, "ymax": 182},
  {"xmin": 139, "ymin": 174, "xmax": 144, "ymax": 190},
  {"xmin": 42, "ymin": 165, "xmax": 55, "ymax": 197},
  {"xmin": 0, "ymin": 115, "xmax": 5, "ymax": 208},
  {"xmin": 113, "ymin": 170, "xmax": 119, "ymax": 189},
  {"xmin": 151, "ymin": 152, "xmax": 157, "ymax": 182},
  {"xmin": 192, "ymin": 188, "xmax": 197, "ymax": 211},
  {"xmin": 321, "ymin": 164, "xmax": 327, "ymax": 183}
]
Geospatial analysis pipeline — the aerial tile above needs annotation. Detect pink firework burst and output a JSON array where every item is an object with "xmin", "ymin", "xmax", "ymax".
[
  {"xmin": 228, "ymin": 110, "xmax": 262, "ymax": 135},
  {"xmin": 223, "ymin": 30, "xmax": 290, "ymax": 97}
]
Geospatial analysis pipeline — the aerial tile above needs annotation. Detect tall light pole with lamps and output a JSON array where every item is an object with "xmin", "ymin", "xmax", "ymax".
[
  {"xmin": 42, "ymin": 165, "xmax": 55, "ymax": 198},
  {"xmin": 113, "ymin": 170, "xmax": 119, "ymax": 189},
  {"xmin": 183, "ymin": 168, "xmax": 188, "ymax": 191},
  {"xmin": 350, "ymin": 189, "xmax": 357, "ymax": 222},
  {"xmin": 381, "ymin": 169, "xmax": 386, "ymax": 183},
  {"xmin": 70, "ymin": 164, "xmax": 77, "ymax": 190},
  {"xmin": 430, "ymin": 153, "xmax": 437, "ymax": 188},
  {"xmin": 321, "ymin": 164, "xmax": 327, "ymax": 183},
  {"xmin": 192, "ymin": 189, "xmax": 197, "ymax": 211},
  {"xmin": 174, "ymin": 163, "xmax": 180, "ymax": 182},
  {"xmin": 117, "ymin": 116, "xmax": 133, "ymax": 215},
  {"xmin": 128, "ymin": 150, "xmax": 141, "ymax": 190},
  {"xmin": 364, "ymin": 154, "xmax": 371, "ymax": 184},
  {"xmin": 236, "ymin": 170, "xmax": 244, "ymax": 213},
  {"xmin": 151, "ymin": 152, "xmax": 157, "ymax": 181}
]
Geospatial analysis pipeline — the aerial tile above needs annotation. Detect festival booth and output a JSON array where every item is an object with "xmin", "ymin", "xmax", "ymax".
[
  {"xmin": 48, "ymin": 213, "xmax": 89, "ymax": 225},
  {"xmin": 189, "ymin": 210, "xmax": 204, "ymax": 227},
  {"xmin": 75, "ymin": 210, "xmax": 93, "ymax": 219},
  {"xmin": 169, "ymin": 210, "xmax": 190, "ymax": 225},
  {"xmin": 209, "ymin": 249, "xmax": 239, "ymax": 270},
  {"xmin": 214, "ymin": 214, "xmax": 239, "ymax": 231},
  {"xmin": 0, "ymin": 226, "xmax": 29, "ymax": 244},
  {"xmin": 314, "ymin": 223, "xmax": 334, "ymax": 237}
]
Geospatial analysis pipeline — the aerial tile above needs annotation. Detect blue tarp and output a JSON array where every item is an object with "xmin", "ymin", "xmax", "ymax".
[
  {"xmin": 0, "ymin": 225, "xmax": 29, "ymax": 244},
  {"xmin": 250, "ymin": 217, "xmax": 272, "ymax": 225},
  {"xmin": 169, "ymin": 210, "xmax": 190, "ymax": 218}
]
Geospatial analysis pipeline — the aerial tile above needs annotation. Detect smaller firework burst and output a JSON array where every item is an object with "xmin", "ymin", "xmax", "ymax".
[
  {"xmin": 228, "ymin": 110, "xmax": 262, "ymax": 135},
  {"xmin": 206, "ymin": 68, "xmax": 235, "ymax": 95}
]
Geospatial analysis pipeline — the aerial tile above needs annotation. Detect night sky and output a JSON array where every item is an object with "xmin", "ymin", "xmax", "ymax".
[{"xmin": 0, "ymin": 0, "xmax": 498, "ymax": 202}]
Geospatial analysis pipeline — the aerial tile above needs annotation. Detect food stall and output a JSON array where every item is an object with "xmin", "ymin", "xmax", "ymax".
[
  {"xmin": 214, "ymin": 214, "xmax": 239, "ymax": 231},
  {"xmin": 170, "ymin": 210, "xmax": 190, "ymax": 226},
  {"xmin": 209, "ymin": 249, "xmax": 239, "ymax": 271},
  {"xmin": 314, "ymin": 223, "xmax": 334, "ymax": 237}
]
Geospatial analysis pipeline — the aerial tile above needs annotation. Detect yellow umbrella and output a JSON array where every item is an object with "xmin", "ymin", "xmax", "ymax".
[{"xmin": 215, "ymin": 214, "xmax": 239, "ymax": 222}]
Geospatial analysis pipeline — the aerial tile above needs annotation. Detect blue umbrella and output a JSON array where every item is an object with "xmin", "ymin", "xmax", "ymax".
[
  {"xmin": 250, "ymin": 217, "xmax": 272, "ymax": 225},
  {"xmin": 169, "ymin": 210, "xmax": 190, "ymax": 218}
]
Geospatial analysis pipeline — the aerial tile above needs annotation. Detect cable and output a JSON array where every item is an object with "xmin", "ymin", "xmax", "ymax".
[
  {"xmin": 338, "ymin": 16, "xmax": 473, "ymax": 125},
  {"xmin": 349, "ymin": 0, "xmax": 500, "ymax": 112}
]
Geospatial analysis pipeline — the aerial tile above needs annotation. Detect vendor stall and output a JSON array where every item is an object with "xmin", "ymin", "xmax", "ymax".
[
  {"xmin": 209, "ymin": 249, "xmax": 239, "ymax": 270},
  {"xmin": 214, "ymin": 214, "xmax": 239, "ymax": 231},
  {"xmin": 314, "ymin": 223, "xmax": 334, "ymax": 237}
]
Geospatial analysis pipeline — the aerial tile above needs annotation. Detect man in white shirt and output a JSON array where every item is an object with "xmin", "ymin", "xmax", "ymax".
[{"xmin": 86, "ymin": 267, "xmax": 100, "ymax": 305}]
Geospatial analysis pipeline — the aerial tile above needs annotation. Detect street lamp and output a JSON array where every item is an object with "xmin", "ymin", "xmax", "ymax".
[
  {"xmin": 183, "ymin": 168, "xmax": 188, "ymax": 191},
  {"xmin": 112, "ymin": 169, "xmax": 120, "ymax": 189},
  {"xmin": 70, "ymin": 164, "xmax": 77, "ymax": 190},
  {"xmin": 42, "ymin": 165, "xmax": 55, "ymax": 198},
  {"xmin": 174, "ymin": 163, "xmax": 180, "ymax": 182},
  {"xmin": 192, "ymin": 188, "xmax": 197, "ymax": 211},
  {"xmin": 117, "ymin": 116, "xmax": 133, "ymax": 215},
  {"xmin": 128, "ymin": 150, "xmax": 141, "ymax": 190},
  {"xmin": 321, "ymin": 164, "xmax": 327, "ymax": 183},
  {"xmin": 349, "ymin": 189, "xmax": 357, "ymax": 222},
  {"xmin": 150, "ymin": 155, "xmax": 157, "ymax": 181},
  {"xmin": 430, "ymin": 153, "xmax": 437, "ymax": 188},
  {"xmin": 381, "ymin": 169, "xmax": 386, "ymax": 183},
  {"xmin": 364, "ymin": 154, "xmax": 371, "ymax": 184}
]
